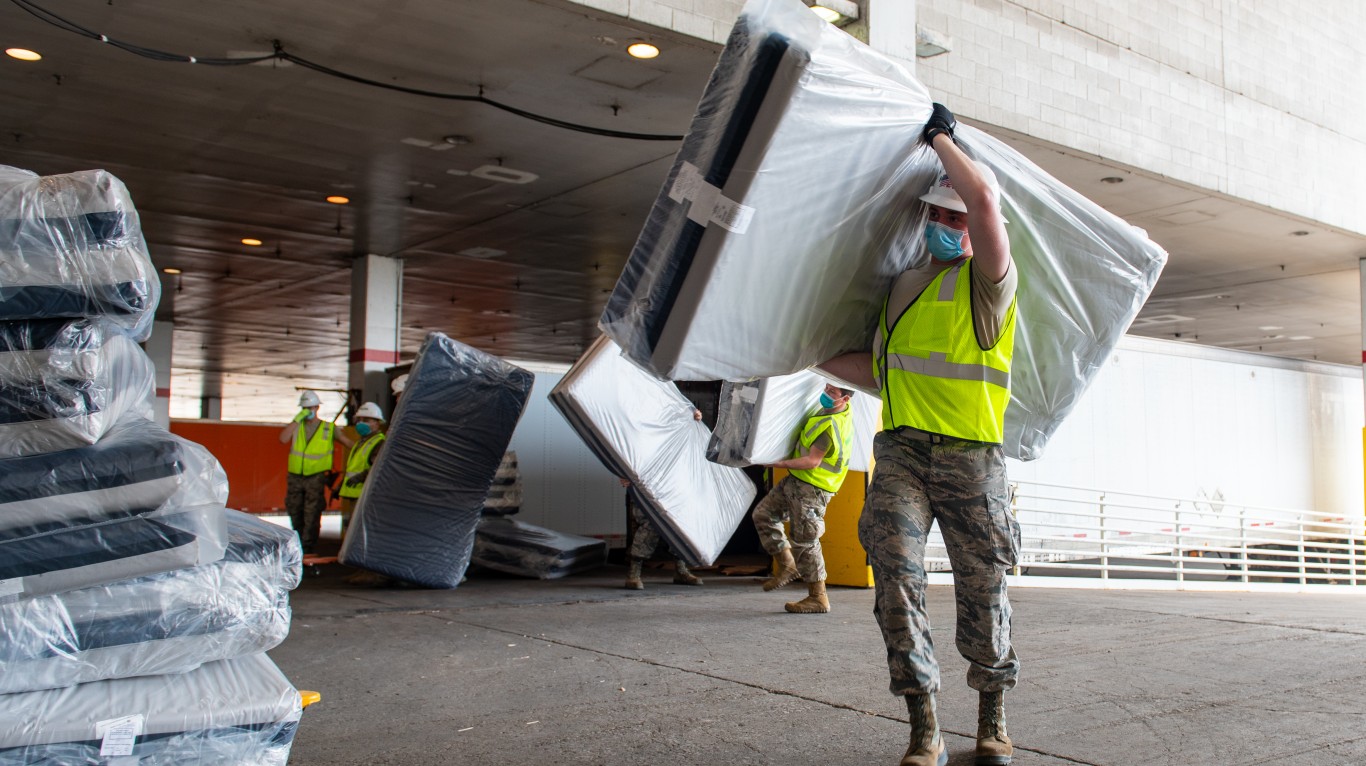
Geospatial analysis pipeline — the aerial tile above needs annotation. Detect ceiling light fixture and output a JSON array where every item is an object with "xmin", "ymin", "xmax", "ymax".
[
  {"xmin": 442, "ymin": 135, "xmax": 470, "ymax": 146},
  {"xmin": 162, "ymin": 267, "xmax": 182, "ymax": 275},
  {"xmin": 805, "ymin": 0, "xmax": 860, "ymax": 25},
  {"xmin": 627, "ymin": 42, "xmax": 659, "ymax": 59},
  {"xmin": 241, "ymin": 238, "xmax": 263, "ymax": 246},
  {"xmin": 5, "ymin": 48, "xmax": 41, "ymax": 62},
  {"xmin": 326, "ymin": 195, "xmax": 350, "ymax": 205},
  {"xmin": 1291, "ymin": 230, "xmax": 1310, "ymax": 236},
  {"xmin": 1101, "ymin": 176, "xmax": 1125, "ymax": 184}
]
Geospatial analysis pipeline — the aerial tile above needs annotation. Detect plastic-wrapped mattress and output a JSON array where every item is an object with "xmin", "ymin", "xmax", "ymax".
[
  {"xmin": 709, "ymin": 369, "xmax": 881, "ymax": 471},
  {"xmin": 0, "ymin": 653, "xmax": 301, "ymax": 766},
  {"xmin": 549, "ymin": 336, "xmax": 756, "ymax": 566},
  {"xmin": 0, "ymin": 318, "xmax": 155, "ymax": 458},
  {"xmin": 472, "ymin": 517, "xmax": 607, "ymax": 579},
  {"xmin": 0, "ymin": 416, "xmax": 229, "ymax": 604},
  {"xmin": 339, "ymin": 332, "xmax": 534, "ymax": 588},
  {"xmin": 0, "ymin": 511, "xmax": 300, "ymax": 695},
  {"xmin": 0, "ymin": 165, "xmax": 158, "ymax": 341},
  {"xmin": 599, "ymin": 0, "xmax": 1166, "ymax": 461}
]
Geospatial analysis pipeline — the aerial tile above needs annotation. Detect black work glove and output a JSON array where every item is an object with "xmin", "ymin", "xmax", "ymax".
[{"xmin": 923, "ymin": 102, "xmax": 956, "ymax": 145}]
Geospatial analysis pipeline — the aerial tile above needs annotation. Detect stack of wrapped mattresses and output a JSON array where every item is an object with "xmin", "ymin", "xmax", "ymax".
[
  {"xmin": 472, "ymin": 518, "xmax": 608, "ymax": 579},
  {"xmin": 600, "ymin": 0, "xmax": 1167, "ymax": 462},
  {"xmin": 550, "ymin": 336, "xmax": 756, "ymax": 567},
  {"xmin": 0, "ymin": 166, "xmax": 305, "ymax": 764},
  {"xmin": 340, "ymin": 332, "xmax": 536, "ymax": 588}
]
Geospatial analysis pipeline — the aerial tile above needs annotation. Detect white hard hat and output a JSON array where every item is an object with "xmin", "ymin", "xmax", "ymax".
[
  {"xmin": 918, "ymin": 161, "xmax": 1008, "ymax": 223},
  {"xmin": 298, "ymin": 390, "xmax": 322, "ymax": 408},
  {"xmin": 355, "ymin": 401, "xmax": 384, "ymax": 421}
]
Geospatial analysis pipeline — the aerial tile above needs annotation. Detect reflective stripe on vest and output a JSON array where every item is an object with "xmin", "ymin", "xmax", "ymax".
[
  {"xmin": 339, "ymin": 433, "xmax": 385, "ymax": 499},
  {"xmin": 789, "ymin": 406, "xmax": 854, "ymax": 493},
  {"xmin": 878, "ymin": 261, "xmax": 1016, "ymax": 443},
  {"xmin": 288, "ymin": 420, "xmax": 335, "ymax": 476}
]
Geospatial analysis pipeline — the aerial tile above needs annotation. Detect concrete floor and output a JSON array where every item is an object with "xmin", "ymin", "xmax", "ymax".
[{"xmin": 269, "ymin": 555, "xmax": 1366, "ymax": 766}]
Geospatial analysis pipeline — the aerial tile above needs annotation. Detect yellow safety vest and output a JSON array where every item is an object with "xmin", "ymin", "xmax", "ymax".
[
  {"xmin": 876, "ymin": 261, "xmax": 1016, "ymax": 443},
  {"xmin": 288, "ymin": 420, "xmax": 335, "ymax": 476},
  {"xmin": 789, "ymin": 405, "xmax": 854, "ymax": 493},
  {"xmin": 338, "ymin": 433, "xmax": 385, "ymax": 499}
]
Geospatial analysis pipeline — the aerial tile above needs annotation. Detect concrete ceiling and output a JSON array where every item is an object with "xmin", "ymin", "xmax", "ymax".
[{"xmin": 2, "ymin": 0, "xmax": 1362, "ymax": 418}]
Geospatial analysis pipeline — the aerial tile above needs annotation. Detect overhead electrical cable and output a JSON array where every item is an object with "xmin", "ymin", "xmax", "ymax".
[{"xmin": 9, "ymin": 0, "xmax": 686, "ymax": 141}]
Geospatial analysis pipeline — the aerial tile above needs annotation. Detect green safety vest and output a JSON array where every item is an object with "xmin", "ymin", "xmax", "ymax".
[
  {"xmin": 788, "ymin": 405, "xmax": 854, "ymax": 493},
  {"xmin": 338, "ymin": 433, "xmax": 385, "ymax": 499},
  {"xmin": 876, "ymin": 261, "xmax": 1016, "ymax": 443},
  {"xmin": 288, "ymin": 420, "xmax": 335, "ymax": 476}
]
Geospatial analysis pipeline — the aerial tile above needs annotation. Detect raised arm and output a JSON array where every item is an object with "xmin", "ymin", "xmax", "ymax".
[{"xmin": 925, "ymin": 104, "xmax": 1011, "ymax": 283}]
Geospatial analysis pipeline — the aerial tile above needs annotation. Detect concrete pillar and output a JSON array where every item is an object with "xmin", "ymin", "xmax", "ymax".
[
  {"xmin": 143, "ymin": 320, "xmax": 174, "ymax": 428},
  {"xmin": 200, "ymin": 396, "xmax": 222, "ymax": 421},
  {"xmin": 348, "ymin": 254, "xmax": 403, "ymax": 408},
  {"xmin": 863, "ymin": 0, "xmax": 917, "ymax": 70},
  {"xmin": 1360, "ymin": 258, "xmax": 1366, "ymax": 518}
]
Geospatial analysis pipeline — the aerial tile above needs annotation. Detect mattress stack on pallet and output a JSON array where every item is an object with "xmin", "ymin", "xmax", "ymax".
[
  {"xmin": 340, "ymin": 332, "xmax": 536, "ymax": 588},
  {"xmin": 0, "ymin": 166, "xmax": 305, "ymax": 764}
]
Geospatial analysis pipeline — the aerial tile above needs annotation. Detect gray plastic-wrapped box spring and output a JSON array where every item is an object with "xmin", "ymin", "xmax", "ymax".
[
  {"xmin": 472, "ymin": 517, "xmax": 607, "ymax": 580},
  {"xmin": 599, "ymin": 0, "xmax": 1166, "ymax": 461},
  {"xmin": 549, "ymin": 336, "xmax": 756, "ymax": 567},
  {"xmin": 0, "ymin": 165, "xmax": 160, "ymax": 341},
  {"xmin": 0, "ymin": 510, "xmax": 301, "ymax": 695},
  {"xmin": 339, "ymin": 332, "xmax": 534, "ymax": 588}
]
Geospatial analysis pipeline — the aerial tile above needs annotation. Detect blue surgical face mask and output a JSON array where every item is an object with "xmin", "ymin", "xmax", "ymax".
[
  {"xmin": 355, "ymin": 422, "xmax": 372, "ymax": 437},
  {"xmin": 819, "ymin": 392, "xmax": 836, "ymax": 409},
  {"xmin": 925, "ymin": 221, "xmax": 967, "ymax": 262},
  {"xmin": 302, "ymin": 409, "xmax": 315, "ymax": 421}
]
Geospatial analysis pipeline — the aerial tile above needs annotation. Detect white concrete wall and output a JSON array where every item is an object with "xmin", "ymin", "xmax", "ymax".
[
  {"xmin": 567, "ymin": 0, "xmax": 744, "ymax": 44},
  {"xmin": 1008, "ymin": 335, "xmax": 1364, "ymax": 520},
  {"xmin": 914, "ymin": 0, "xmax": 1366, "ymax": 236}
]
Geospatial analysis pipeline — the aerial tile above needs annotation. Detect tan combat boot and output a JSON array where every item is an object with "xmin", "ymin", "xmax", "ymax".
[
  {"xmin": 900, "ymin": 692, "xmax": 947, "ymax": 766},
  {"xmin": 975, "ymin": 690, "xmax": 1013, "ymax": 765},
  {"xmin": 673, "ymin": 560, "xmax": 703, "ymax": 586},
  {"xmin": 784, "ymin": 580, "xmax": 830, "ymax": 613},
  {"xmin": 624, "ymin": 557, "xmax": 644, "ymax": 590},
  {"xmin": 761, "ymin": 547, "xmax": 799, "ymax": 591}
]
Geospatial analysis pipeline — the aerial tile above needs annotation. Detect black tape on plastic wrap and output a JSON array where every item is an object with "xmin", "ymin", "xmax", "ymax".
[{"xmin": 339, "ymin": 333, "xmax": 534, "ymax": 588}]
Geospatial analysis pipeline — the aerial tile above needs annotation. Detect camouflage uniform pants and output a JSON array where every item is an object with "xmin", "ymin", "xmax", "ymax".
[
  {"xmin": 858, "ymin": 428, "xmax": 1021, "ymax": 696},
  {"xmin": 286, "ymin": 472, "xmax": 328, "ymax": 553},
  {"xmin": 628, "ymin": 497, "xmax": 664, "ymax": 560},
  {"xmin": 752, "ymin": 475, "xmax": 835, "ymax": 583}
]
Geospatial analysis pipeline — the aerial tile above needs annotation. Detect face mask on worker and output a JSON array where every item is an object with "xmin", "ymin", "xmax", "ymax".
[
  {"xmin": 355, "ymin": 422, "xmax": 372, "ymax": 437},
  {"xmin": 819, "ymin": 392, "xmax": 836, "ymax": 409},
  {"xmin": 925, "ymin": 221, "xmax": 966, "ymax": 262},
  {"xmin": 301, "ymin": 409, "xmax": 315, "ymax": 421}
]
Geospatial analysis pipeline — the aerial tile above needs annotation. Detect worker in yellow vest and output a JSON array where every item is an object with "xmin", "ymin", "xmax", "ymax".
[
  {"xmin": 821, "ymin": 103, "xmax": 1019, "ymax": 766},
  {"xmin": 278, "ymin": 390, "xmax": 341, "ymax": 554},
  {"xmin": 750, "ymin": 382, "xmax": 855, "ymax": 615},
  {"xmin": 338, "ymin": 401, "xmax": 386, "ymax": 541}
]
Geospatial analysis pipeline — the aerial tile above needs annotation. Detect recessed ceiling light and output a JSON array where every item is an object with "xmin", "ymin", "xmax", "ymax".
[
  {"xmin": 241, "ymin": 237, "xmax": 263, "ymax": 246},
  {"xmin": 1101, "ymin": 176, "xmax": 1124, "ymax": 184},
  {"xmin": 5, "ymin": 48, "xmax": 41, "ymax": 62},
  {"xmin": 162, "ymin": 267, "xmax": 182, "ymax": 275},
  {"xmin": 326, "ymin": 195, "xmax": 350, "ymax": 205},
  {"xmin": 810, "ymin": 6, "xmax": 842, "ymax": 22},
  {"xmin": 1289, "ymin": 335, "xmax": 1313, "ymax": 341},
  {"xmin": 1258, "ymin": 325, "xmax": 1282, "ymax": 331},
  {"xmin": 627, "ymin": 42, "xmax": 659, "ymax": 59},
  {"xmin": 442, "ymin": 135, "xmax": 470, "ymax": 146}
]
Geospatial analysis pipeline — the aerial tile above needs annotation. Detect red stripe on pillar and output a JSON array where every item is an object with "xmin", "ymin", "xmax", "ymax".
[
  {"xmin": 1361, "ymin": 350, "xmax": 1366, "ymax": 363},
  {"xmin": 155, "ymin": 388, "xmax": 171, "ymax": 398},
  {"xmin": 349, "ymin": 348, "xmax": 401, "ymax": 364}
]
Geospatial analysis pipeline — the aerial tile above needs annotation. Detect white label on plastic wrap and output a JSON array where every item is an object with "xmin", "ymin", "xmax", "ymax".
[
  {"xmin": 710, "ymin": 196, "xmax": 756, "ymax": 234},
  {"xmin": 0, "ymin": 578, "xmax": 20, "ymax": 598},
  {"xmin": 669, "ymin": 162, "xmax": 702, "ymax": 203},
  {"xmin": 96, "ymin": 714, "xmax": 144, "ymax": 757},
  {"xmin": 738, "ymin": 387, "xmax": 760, "ymax": 404}
]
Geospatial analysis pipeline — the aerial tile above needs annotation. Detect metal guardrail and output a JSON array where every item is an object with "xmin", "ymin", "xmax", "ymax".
[{"xmin": 923, "ymin": 480, "xmax": 1366, "ymax": 592}]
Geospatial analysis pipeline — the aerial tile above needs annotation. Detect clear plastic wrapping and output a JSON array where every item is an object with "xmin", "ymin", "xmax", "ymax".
[
  {"xmin": 340, "ymin": 332, "xmax": 535, "ymax": 588},
  {"xmin": 472, "ymin": 517, "xmax": 607, "ymax": 579},
  {"xmin": 0, "ymin": 166, "xmax": 159, "ymax": 341},
  {"xmin": 709, "ymin": 370, "xmax": 881, "ymax": 471},
  {"xmin": 599, "ymin": 0, "xmax": 1166, "ymax": 460},
  {"xmin": 0, "ymin": 415, "xmax": 229, "ymax": 604},
  {"xmin": 0, "ymin": 510, "xmax": 300, "ymax": 695},
  {"xmin": 0, "ymin": 318, "xmax": 155, "ymax": 458},
  {"xmin": 0, "ymin": 653, "xmax": 302, "ymax": 765},
  {"xmin": 549, "ymin": 337, "xmax": 756, "ymax": 567}
]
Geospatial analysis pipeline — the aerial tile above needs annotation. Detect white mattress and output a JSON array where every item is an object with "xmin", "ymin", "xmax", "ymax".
[
  {"xmin": 600, "ymin": 0, "xmax": 1166, "ymax": 460},
  {"xmin": 549, "ymin": 337, "xmax": 756, "ymax": 566}
]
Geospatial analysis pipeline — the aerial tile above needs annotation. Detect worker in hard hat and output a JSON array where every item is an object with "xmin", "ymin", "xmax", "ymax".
[
  {"xmin": 821, "ymin": 103, "xmax": 1019, "ymax": 766},
  {"xmin": 337, "ymin": 401, "xmax": 386, "ymax": 541},
  {"xmin": 278, "ymin": 390, "xmax": 340, "ymax": 554}
]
